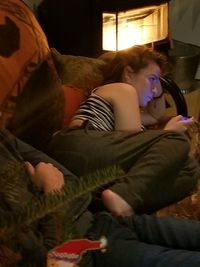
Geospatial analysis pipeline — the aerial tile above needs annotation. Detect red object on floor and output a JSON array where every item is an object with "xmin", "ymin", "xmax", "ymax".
[{"xmin": 48, "ymin": 237, "xmax": 107, "ymax": 263}]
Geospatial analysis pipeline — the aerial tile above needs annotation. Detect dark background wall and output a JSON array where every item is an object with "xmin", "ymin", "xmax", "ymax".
[
  {"xmin": 38, "ymin": 0, "xmax": 102, "ymax": 57},
  {"xmin": 38, "ymin": 0, "xmax": 171, "ymax": 57},
  {"xmin": 38, "ymin": 0, "xmax": 174, "ymax": 58}
]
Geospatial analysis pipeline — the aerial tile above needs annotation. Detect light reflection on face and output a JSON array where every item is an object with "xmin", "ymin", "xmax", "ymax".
[{"xmin": 129, "ymin": 61, "xmax": 162, "ymax": 107}]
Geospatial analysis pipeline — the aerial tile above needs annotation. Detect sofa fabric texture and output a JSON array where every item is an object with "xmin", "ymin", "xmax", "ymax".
[{"xmin": 51, "ymin": 48, "xmax": 107, "ymax": 97}]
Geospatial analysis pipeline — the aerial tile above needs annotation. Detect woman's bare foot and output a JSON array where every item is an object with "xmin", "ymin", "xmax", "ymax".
[{"xmin": 101, "ymin": 189, "xmax": 134, "ymax": 217}]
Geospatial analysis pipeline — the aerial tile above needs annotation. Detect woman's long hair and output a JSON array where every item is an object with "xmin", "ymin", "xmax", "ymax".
[
  {"xmin": 7, "ymin": 59, "xmax": 65, "ymax": 151},
  {"xmin": 102, "ymin": 45, "xmax": 171, "ymax": 84}
]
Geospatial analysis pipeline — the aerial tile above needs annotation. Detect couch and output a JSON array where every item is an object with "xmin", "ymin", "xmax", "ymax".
[
  {"xmin": 1, "ymin": 0, "xmax": 200, "ymax": 213},
  {"xmin": 0, "ymin": 0, "xmax": 190, "ymax": 131},
  {"xmin": 1, "ymin": 0, "xmax": 200, "ymax": 265}
]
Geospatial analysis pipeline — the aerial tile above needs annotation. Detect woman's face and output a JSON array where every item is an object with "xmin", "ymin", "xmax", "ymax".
[{"xmin": 128, "ymin": 61, "xmax": 162, "ymax": 107}]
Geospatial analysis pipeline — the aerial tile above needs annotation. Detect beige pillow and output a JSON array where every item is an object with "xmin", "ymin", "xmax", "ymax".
[{"xmin": 51, "ymin": 48, "xmax": 107, "ymax": 97}]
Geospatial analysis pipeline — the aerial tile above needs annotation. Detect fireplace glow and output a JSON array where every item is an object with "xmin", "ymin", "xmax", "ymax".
[{"xmin": 103, "ymin": 3, "xmax": 168, "ymax": 51}]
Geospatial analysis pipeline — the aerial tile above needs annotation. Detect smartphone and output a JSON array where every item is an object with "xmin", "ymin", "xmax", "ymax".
[{"xmin": 181, "ymin": 116, "xmax": 191, "ymax": 121}]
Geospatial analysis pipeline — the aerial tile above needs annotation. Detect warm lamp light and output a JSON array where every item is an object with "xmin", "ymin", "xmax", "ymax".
[{"xmin": 103, "ymin": 3, "xmax": 168, "ymax": 51}]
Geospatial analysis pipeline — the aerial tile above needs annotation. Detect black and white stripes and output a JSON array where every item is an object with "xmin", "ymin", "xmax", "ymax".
[{"xmin": 72, "ymin": 93, "xmax": 115, "ymax": 131}]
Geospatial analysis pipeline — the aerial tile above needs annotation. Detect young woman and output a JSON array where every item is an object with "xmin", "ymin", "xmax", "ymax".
[
  {"xmin": 47, "ymin": 45, "xmax": 198, "ymax": 217},
  {"xmin": 69, "ymin": 45, "xmax": 194, "ymax": 131}
]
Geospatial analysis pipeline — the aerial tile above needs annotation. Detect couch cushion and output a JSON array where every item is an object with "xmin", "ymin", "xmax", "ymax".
[
  {"xmin": 7, "ymin": 58, "xmax": 64, "ymax": 151},
  {"xmin": 0, "ymin": 0, "xmax": 50, "ymax": 127},
  {"xmin": 51, "ymin": 48, "xmax": 106, "ymax": 97}
]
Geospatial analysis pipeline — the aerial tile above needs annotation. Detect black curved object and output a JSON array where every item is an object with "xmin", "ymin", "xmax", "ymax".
[{"xmin": 160, "ymin": 77, "xmax": 188, "ymax": 117}]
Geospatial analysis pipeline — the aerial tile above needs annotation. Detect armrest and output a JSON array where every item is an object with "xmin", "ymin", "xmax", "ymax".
[{"xmin": 160, "ymin": 77, "xmax": 188, "ymax": 117}]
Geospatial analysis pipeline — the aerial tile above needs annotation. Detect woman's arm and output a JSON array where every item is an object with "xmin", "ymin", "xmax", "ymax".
[
  {"xmin": 140, "ymin": 94, "xmax": 167, "ymax": 127},
  {"xmin": 95, "ymin": 83, "xmax": 143, "ymax": 132}
]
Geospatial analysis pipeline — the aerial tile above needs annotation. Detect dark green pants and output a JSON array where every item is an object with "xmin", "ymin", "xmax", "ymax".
[{"xmin": 48, "ymin": 123, "xmax": 198, "ymax": 213}]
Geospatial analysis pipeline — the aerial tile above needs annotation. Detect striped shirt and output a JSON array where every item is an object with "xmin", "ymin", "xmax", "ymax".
[{"xmin": 72, "ymin": 91, "xmax": 115, "ymax": 131}]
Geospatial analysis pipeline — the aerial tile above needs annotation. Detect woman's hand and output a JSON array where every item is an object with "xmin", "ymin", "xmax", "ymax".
[
  {"xmin": 25, "ymin": 162, "xmax": 65, "ymax": 194},
  {"xmin": 164, "ymin": 115, "xmax": 195, "ymax": 133}
]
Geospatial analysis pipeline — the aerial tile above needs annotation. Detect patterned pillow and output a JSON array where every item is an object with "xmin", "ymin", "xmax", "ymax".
[{"xmin": 0, "ymin": 0, "xmax": 50, "ymax": 128}]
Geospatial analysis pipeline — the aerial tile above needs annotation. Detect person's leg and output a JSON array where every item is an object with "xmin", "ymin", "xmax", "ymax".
[
  {"xmin": 48, "ymin": 126, "xmax": 198, "ymax": 214},
  {"xmin": 121, "ymin": 214, "xmax": 200, "ymax": 250},
  {"xmin": 109, "ymin": 152, "xmax": 198, "ymax": 214},
  {"xmin": 101, "ymin": 189, "xmax": 134, "ymax": 216},
  {"xmin": 94, "ymin": 240, "xmax": 200, "ymax": 267},
  {"xmin": 87, "ymin": 212, "xmax": 200, "ymax": 267}
]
